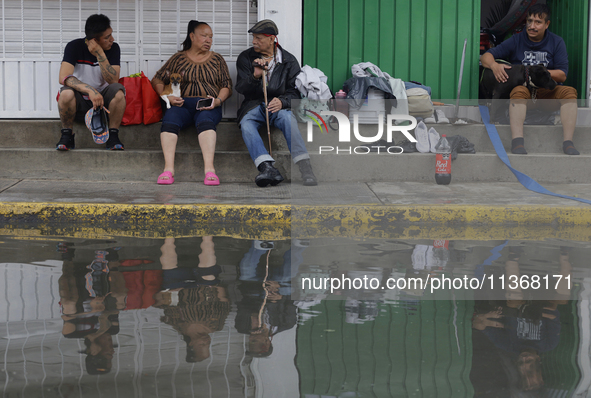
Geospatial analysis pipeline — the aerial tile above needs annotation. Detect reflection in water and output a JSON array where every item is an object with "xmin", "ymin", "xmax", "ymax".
[
  {"xmin": 58, "ymin": 245, "xmax": 127, "ymax": 375},
  {"xmin": 236, "ymin": 240, "xmax": 300, "ymax": 358},
  {"xmin": 471, "ymin": 246, "xmax": 574, "ymax": 396},
  {"xmin": 155, "ymin": 237, "xmax": 230, "ymax": 363},
  {"xmin": 1, "ymin": 233, "xmax": 590, "ymax": 397}
]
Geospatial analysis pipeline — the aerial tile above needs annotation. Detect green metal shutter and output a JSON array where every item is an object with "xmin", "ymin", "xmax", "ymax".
[
  {"xmin": 303, "ymin": 0, "xmax": 481, "ymax": 99},
  {"xmin": 548, "ymin": 0, "xmax": 589, "ymax": 98}
]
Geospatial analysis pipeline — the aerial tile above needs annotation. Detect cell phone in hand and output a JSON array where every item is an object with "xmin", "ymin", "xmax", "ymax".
[{"xmin": 197, "ymin": 98, "xmax": 213, "ymax": 109}]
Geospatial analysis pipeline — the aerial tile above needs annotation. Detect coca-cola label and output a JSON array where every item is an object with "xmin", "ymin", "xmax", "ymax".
[
  {"xmin": 433, "ymin": 240, "xmax": 449, "ymax": 249},
  {"xmin": 435, "ymin": 153, "xmax": 451, "ymax": 174}
]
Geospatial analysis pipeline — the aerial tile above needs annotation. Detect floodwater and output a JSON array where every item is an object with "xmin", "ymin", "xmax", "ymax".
[{"xmin": 1, "ymin": 228, "xmax": 591, "ymax": 398}]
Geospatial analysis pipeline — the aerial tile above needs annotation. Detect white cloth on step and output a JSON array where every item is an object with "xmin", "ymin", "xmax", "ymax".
[
  {"xmin": 351, "ymin": 62, "xmax": 392, "ymax": 80},
  {"xmin": 388, "ymin": 78, "xmax": 409, "ymax": 116},
  {"xmin": 295, "ymin": 65, "xmax": 332, "ymax": 100}
]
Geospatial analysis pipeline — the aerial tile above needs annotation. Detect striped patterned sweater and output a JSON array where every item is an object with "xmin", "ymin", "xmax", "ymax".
[{"xmin": 153, "ymin": 51, "xmax": 232, "ymax": 98}]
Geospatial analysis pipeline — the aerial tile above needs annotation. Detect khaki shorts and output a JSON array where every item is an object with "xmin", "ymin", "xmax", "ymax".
[{"xmin": 60, "ymin": 83, "xmax": 125, "ymax": 122}]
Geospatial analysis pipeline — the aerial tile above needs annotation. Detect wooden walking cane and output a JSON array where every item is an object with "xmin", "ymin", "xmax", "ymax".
[
  {"xmin": 262, "ymin": 69, "xmax": 273, "ymax": 157},
  {"xmin": 256, "ymin": 249, "xmax": 272, "ymax": 331}
]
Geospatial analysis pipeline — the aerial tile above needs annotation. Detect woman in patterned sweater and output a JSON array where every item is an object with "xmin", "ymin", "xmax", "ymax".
[{"xmin": 152, "ymin": 20, "xmax": 232, "ymax": 185}]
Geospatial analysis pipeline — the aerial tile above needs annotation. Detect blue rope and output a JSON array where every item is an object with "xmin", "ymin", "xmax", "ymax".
[
  {"xmin": 475, "ymin": 240, "xmax": 509, "ymax": 281},
  {"xmin": 479, "ymin": 105, "xmax": 591, "ymax": 205}
]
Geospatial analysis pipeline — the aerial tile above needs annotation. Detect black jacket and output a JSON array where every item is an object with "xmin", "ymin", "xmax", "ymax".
[{"xmin": 235, "ymin": 45, "xmax": 301, "ymax": 123}]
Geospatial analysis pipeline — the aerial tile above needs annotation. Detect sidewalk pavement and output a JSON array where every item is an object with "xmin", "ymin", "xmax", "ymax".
[{"xmin": 1, "ymin": 179, "xmax": 591, "ymax": 228}]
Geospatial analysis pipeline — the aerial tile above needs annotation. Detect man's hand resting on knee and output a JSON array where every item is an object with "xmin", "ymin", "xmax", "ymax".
[{"xmin": 267, "ymin": 98, "xmax": 282, "ymax": 113}]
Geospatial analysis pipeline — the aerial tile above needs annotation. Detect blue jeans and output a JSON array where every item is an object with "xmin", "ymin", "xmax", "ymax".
[
  {"xmin": 238, "ymin": 241, "xmax": 306, "ymax": 297},
  {"xmin": 240, "ymin": 104, "xmax": 310, "ymax": 167}
]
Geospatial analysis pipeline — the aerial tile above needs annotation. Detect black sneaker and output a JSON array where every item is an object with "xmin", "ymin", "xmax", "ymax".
[
  {"xmin": 105, "ymin": 129, "xmax": 124, "ymax": 150},
  {"xmin": 56, "ymin": 130, "xmax": 75, "ymax": 151}
]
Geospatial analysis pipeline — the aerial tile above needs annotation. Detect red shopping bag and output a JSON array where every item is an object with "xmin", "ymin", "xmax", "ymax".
[
  {"xmin": 119, "ymin": 75, "xmax": 143, "ymax": 125},
  {"xmin": 140, "ymin": 72, "xmax": 163, "ymax": 125}
]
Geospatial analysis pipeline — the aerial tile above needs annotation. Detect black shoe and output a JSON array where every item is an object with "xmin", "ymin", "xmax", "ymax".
[
  {"xmin": 255, "ymin": 161, "xmax": 284, "ymax": 187},
  {"xmin": 397, "ymin": 139, "xmax": 417, "ymax": 153},
  {"xmin": 563, "ymin": 140, "xmax": 580, "ymax": 155},
  {"xmin": 56, "ymin": 130, "xmax": 75, "ymax": 151},
  {"xmin": 105, "ymin": 129, "xmax": 124, "ymax": 150},
  {"xmin": 297, "ymin": 159, "xmax": 318, "ymax": 186},
  {"xmin": 511, "ymin": 137, "xmax": 527, "ymax": 154}
]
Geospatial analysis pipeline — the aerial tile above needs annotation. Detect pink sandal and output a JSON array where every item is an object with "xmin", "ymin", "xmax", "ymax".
[
  {"xmin": 204, "ymin": 171, "xmax": 220, "ymax": 186},
  {"xmin": 157, "ymin": 171, "xmax": 174, "ymax": 185}
]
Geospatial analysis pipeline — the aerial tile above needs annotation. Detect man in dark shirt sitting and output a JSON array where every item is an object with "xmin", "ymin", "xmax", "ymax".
[
  {"xmin": 56, "ymin": 14, "xmax": 126, "ymax": 151},
  {"xmin": 480, "ymin": 4, "xmax": 579, "ymax": 155},
  {"xmin": 235, "ymin": 20, "xmax": 317, "ymax": 187}
]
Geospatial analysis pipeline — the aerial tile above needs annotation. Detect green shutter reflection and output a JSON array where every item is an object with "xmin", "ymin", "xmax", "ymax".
[
  {"xmin": 296, "ymin": 299, "xmax": 475, "ymax": 397},
  {"xmin": 541, "ymin": 295, "xmax": 581, "ymax": 394}
]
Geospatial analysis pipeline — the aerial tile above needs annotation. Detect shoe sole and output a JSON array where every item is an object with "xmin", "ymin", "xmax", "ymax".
[
  {"xmin": 256, "ymin": 178, "xmax": 272, "ymax": 187},
  {"xmin": 256, "ymin": 177, "xmax": 284, "ymax": 187}
]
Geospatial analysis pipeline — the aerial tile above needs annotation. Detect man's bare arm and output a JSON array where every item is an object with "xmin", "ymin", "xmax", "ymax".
[
  {"xmin": 549, "ymin": 69, "xmax": 566, "ymax": 83},
  {"xmin": 480, "ymin": 52, "xmax": 512, "ymax": 83},
  {"xmin": 58, "ymin": 62, "xmax": 99, "ymax": 95},
  {"xmin": 97, "ymin": 55, "xmax": 120, "ymax": 83},
  {"xmin": 86, "ymin": 38, "xmax": 120, "ymax": 83},
  {"xmin": 58, "ymin": 61, "xmax": 104, "ymax": 108}
]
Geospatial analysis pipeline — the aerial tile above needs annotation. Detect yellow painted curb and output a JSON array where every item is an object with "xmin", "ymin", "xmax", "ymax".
[
  {"xmin": 1, "ymin": 202, "xmax": 291, "ymax": 225},
  {"xmin": 292, "ymin": 204, "xmax": 591, "ymax": 225},
  {"xmin": 1, "ymin": 202, "xmax": 590, "ymax": 229}
]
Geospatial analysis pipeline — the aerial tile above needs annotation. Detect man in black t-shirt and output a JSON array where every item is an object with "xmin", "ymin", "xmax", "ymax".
[{"xmin": 56, "ymin": 14, "xmax": 126, "ymax": 151}]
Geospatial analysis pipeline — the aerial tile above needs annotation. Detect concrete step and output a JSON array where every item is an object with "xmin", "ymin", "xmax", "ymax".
[
  {"xmin": 4, "ymin": 120, "xmax": 591, "ymax": 154},
  {"xmin": 306, "ymin": 123, "xmax": 591, "ymax": 154},
  {"xmin": 2, "ymin": 119, "xmax": 589, "ymax": 185},
  {"xmin": 0, "ymin": 120, "xmax": 289, "ymax": 152},
  {"xmin": 1, "ymin": 147, "xmax": 589, "ymax": 184},
  {"xmin": 0, "ymin": 148, "xmax": 292, "ymax": 183},
  {"xmin": 306, "ymin": 152, "xmax": 591, "ymax": 184}
]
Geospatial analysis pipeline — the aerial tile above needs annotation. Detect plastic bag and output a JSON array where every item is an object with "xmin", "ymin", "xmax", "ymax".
[
  {"xmin": 119, "ymin": 72, "xmax": 163, "ymax": 125},
  {"xmin": 140, "ymin": 72, "xmax": 163, "ymax": 125},
  {"xmin": 118, "ymin": 74, "xmax": 143, "ymax": 125},
  {"xmin": 295, "ymin": 97, "xmax": 331, "ymax": 123},
  {"xmin": 342, "ymin": 76, "xmax": 397, "ymax": 109}
]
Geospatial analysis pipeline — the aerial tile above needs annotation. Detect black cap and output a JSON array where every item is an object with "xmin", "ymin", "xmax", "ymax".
[{"xmin": 248, "ymin": 19, "xmax": 278, "ymax": 35}]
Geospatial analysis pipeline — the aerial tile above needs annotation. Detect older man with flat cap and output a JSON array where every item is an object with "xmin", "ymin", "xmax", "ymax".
[{"xmin": 235, "ymin": 19, "xmax": 317, "ymax": 187}]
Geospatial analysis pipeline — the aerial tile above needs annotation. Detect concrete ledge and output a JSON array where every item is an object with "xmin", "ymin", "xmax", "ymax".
[
  {"xmin": 1, "ymin": 202, "xmax": 591, "ymax": 230},
  {"xmin": 292, "ymin": 204, "xmax": 590, "ymax": 226},
  {"xmin": 0, "ymin": 202, "xmax": 291, "ymax": 225}
]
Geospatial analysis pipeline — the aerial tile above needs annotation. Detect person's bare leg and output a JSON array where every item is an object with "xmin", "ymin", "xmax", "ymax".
[
  {"xmin": 58, "ymin": 90, "xmax": 77, "ymax": 129},
  {"xmin": 160, "ymin": 237, "xmax": 178, "ymax": 270},
  {"xmin": 560, "ymin": 100, "xmax": 577, "ymax": 142},
  {"xmin": 199, "ymin": 236, "xmax": 217, "ymax": 281},
  {"xmin": 509, "ymin": 100, "xmax": 528, "ymax": 154},
  {"xmin": 198, "ymin": 129, "xmax": 217, "ymax": 180},
  {"xmin": 509, "ymin": 101, "xmax": 527, "ymax": 139},
  {"xmin": 107, "ymin": 90, "xmax": 126, "ymax": 129},
  {"xmin": 160, "ymin": 132, "xmax": 178, "ymax": 181}
]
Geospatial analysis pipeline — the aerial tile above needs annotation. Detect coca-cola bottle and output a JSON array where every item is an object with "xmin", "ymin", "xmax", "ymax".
[{"xmin": 435, "ymin": 134, "xmax": 451, "ymax": 185}]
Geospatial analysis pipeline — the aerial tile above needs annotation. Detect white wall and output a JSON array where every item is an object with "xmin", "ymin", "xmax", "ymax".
[{"xmin": 257, "ymin": 0, "xmax": 302, "ymax": 65}]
